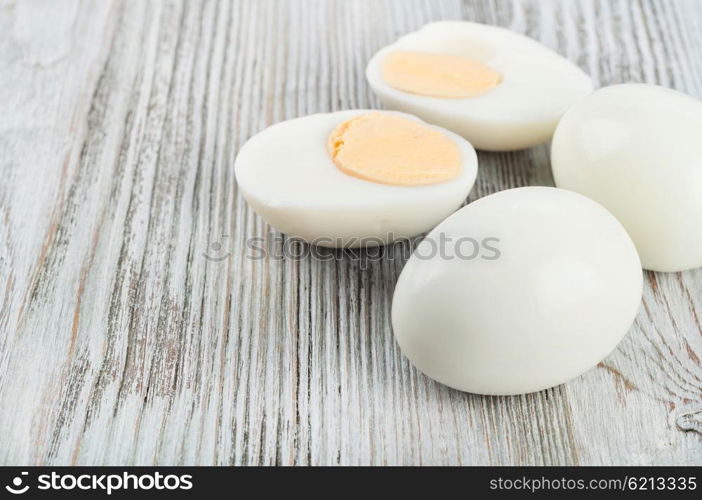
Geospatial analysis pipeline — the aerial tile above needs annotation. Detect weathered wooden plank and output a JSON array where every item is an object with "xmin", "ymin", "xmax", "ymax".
[{"xmin": 0, "ymin": 0, "xmax": 700, "ymax": 465}]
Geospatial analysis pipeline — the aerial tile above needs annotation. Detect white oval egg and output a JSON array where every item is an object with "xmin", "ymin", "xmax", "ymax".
[
  {"xmin": 235, "ymin": 110, "xmax": 478, "ymax": 247},
  {"xmin": 391, "ymin": 187, "xmax": 642, "ymax": 395},
  {"xmin": 366, "ymin": 21, "xmax": 594, "ymax": 151},
  {"xmin": 552, "ymin": 84, "xmax": 702, "ymax": 272}
]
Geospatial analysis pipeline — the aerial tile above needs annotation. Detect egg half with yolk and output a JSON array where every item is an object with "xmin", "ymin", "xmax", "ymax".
[
  {"xmin": 234, "ymin": 110, "xmax": 478, "ymax": 247},
  {"xmin": 366, "ymin": 21, "xmax": 594, "ymax": 151}
]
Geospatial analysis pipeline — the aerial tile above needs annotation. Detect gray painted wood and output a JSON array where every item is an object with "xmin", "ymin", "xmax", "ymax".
[{"xmin": 0, "ymin": 0, "xmax": 701, "ymax": 465}]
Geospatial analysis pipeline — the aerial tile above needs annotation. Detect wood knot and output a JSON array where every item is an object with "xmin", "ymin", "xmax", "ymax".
[{"xmin": 675, "ymin": 409, "xmax": 702, "ymax": 434}]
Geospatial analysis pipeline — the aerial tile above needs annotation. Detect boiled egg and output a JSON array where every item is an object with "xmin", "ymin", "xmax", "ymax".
[
  {"xmin": 552, "ymin": 84, "xmax": 702, "ymax": 272},
  {"xmin": 391, "ymin": 187, "xmax": 642, "ymax": 395},
  {"xmin": 366, "ymin": 21, "xmax": 594, "ymax": 151},
  {"xmin": 234, "ymin": 110, "xmax": 478, "ymax": 247}
]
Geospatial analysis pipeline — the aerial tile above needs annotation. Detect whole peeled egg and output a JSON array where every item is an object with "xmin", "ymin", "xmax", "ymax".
[
  {"xmin": 391, "ymin": 187, "xmax": 643, "ymax": 395},
  {"xmin": 366, "ymin": 21, "xmax": 594, "ymax": 151},
  {"xmin": 552, "ymin": 84, "xmax": 702, "ymax": 272},
  {"xmin": 235, "ymin": 110, "xmax": 478, "ymax": 247}
]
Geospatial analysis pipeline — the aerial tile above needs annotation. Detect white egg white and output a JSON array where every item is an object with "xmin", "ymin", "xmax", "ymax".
[
  {"xmin": 552, "ymin": 84, "xmax": 702, "ymax": 272},
  {"xmin": 391, "ymin": 187, "xmax": 643, "ymax": 395},
  {"xmin": 234, "ymin": 110, "xmax": 478, "ymax": 247},
  {"xmin": 366, "ymin": 21, "xmax": 594, "ymax": 151}
]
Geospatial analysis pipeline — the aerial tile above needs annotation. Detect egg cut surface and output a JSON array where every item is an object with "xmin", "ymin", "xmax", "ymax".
[
  {"xmin": 552, "ymin": 84, "xmax": 702, "ymax": 272},
  {"xmin": 391, "ymin": 187, "xmax": 643, "ymax": 395},
  {"xmin": 234, "ymin": 110, "xmax": 478, "ymax": 247},
  {"xmin": 366, "ymin": 21, "xmax": 594, "ymax": 151}
]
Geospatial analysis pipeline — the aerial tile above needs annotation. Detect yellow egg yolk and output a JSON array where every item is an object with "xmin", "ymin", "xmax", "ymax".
[
  {"xmin": 381, "ymin": 50, "xmax": 501, "ymax": 98},
  {"xmin": 328, "ymin": 113, "xmax": 462, "ymax": 186}
]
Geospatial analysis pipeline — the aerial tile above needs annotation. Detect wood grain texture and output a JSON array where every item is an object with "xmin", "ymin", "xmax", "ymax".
[{"xmin": 0, "ymin": 0, "xmax": 701, "ymax": 465}]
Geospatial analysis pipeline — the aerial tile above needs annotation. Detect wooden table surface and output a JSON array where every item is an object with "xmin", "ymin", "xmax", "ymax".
[{"xmin": 1, "ymin": 0, "xmax": 701, "ymax": 466}]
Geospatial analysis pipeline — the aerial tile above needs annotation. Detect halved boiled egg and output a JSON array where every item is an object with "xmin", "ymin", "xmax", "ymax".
[
  {"xmin": 234, "ymin": 110, "xmax": 478, "ymax": 247},
  {"xmin": 366, "ymin": 21, "xmax": 594, "ymax": 151}
]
